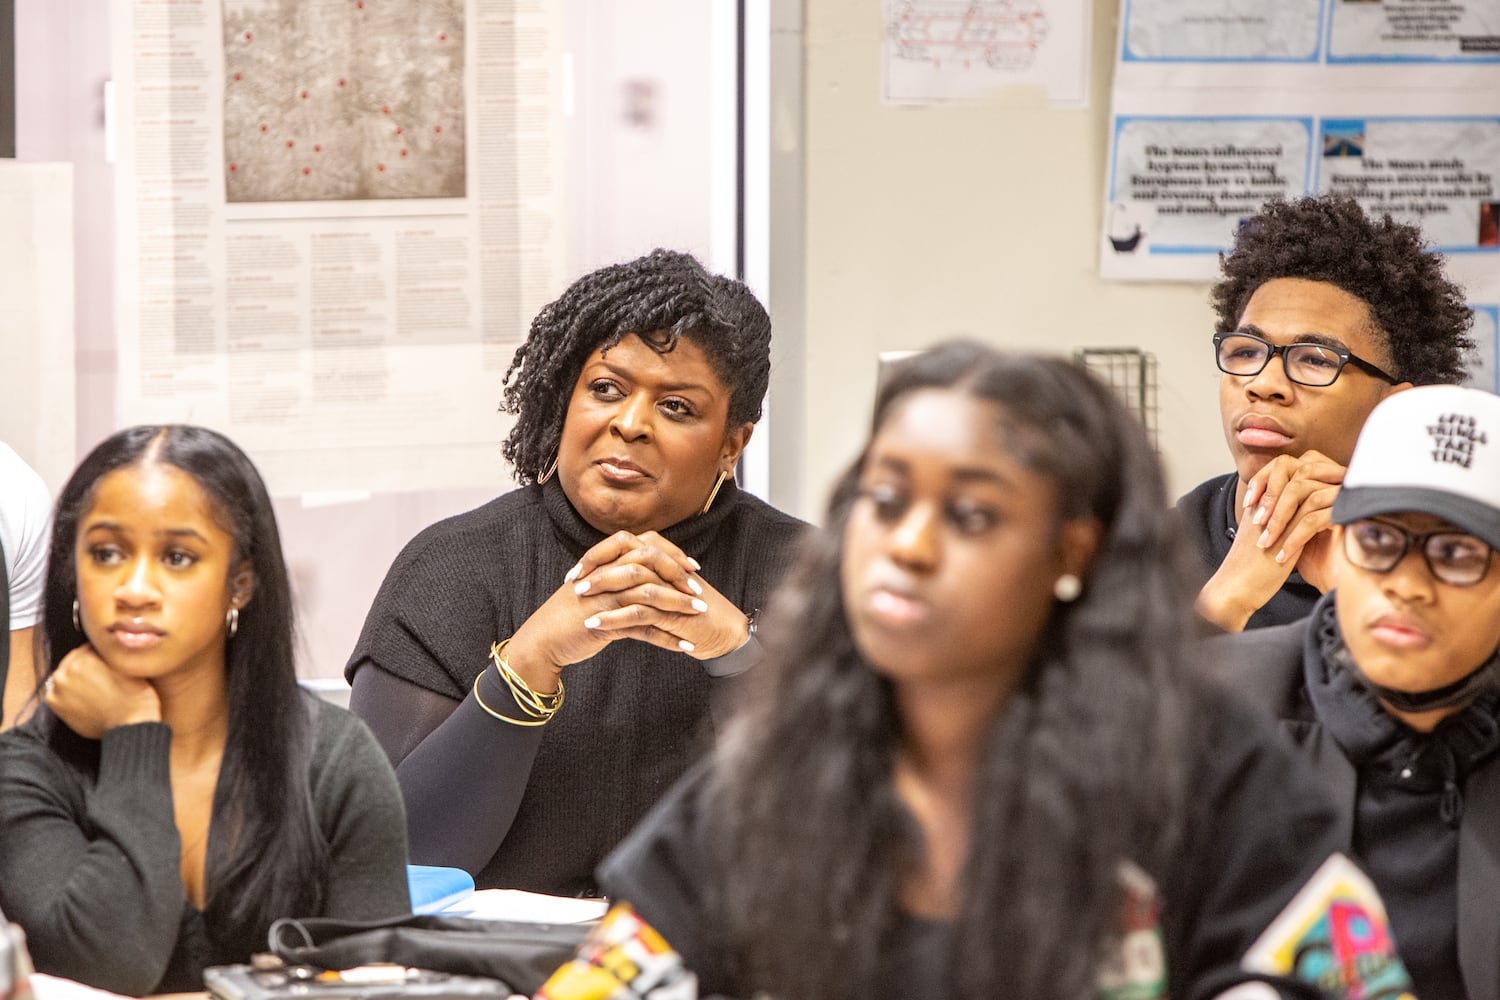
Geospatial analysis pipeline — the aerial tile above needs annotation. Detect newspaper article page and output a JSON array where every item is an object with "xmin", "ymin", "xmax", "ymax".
[{"xmin": 114, "ymin": 0, "xmax": 565, "ymax": 494}]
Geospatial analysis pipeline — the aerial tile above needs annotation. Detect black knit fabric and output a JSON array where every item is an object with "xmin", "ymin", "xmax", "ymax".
[
  {"xmin": 1176, "ymin": 471, "xmax": 1321, "ymax": 630},
  {"xmin": 346, "ymin": 477, "xmax": 806, "ymax": 896},
  {"xmin": 0, "ymin": 698, "xmax": 411, "ymax": 996}
]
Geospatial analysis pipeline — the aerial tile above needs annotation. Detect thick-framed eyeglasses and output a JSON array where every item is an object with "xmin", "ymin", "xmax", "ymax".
[
  {"xmin": 1343, "ymin": 518, "xmax": 1495, "ymax": 587},
  {"xmin": 1213, "ymin": 332, "xmax": 1400, "ymax": 387}
]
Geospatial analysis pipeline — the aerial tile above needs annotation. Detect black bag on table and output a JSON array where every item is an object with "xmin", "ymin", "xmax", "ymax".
[{"xmin": 266, "ymin": 913, "xmax": 593, "ymax": 995}]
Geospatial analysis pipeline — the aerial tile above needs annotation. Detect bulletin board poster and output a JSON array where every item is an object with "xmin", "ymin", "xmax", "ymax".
[
  {"xmin": 1099, "ymin": 0, "xmax": 1500, "ymax": 323},
  {"xmin": 111, "ymin": 0, "xmax": 567, "ymax": 495}
]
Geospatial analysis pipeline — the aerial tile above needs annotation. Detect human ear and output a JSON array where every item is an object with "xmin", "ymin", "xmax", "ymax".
[
  {"xmin": 718, "ymin": 422, "xmax": 755, "ymax": 471},
  {"xmin": 229, "ymin": 564, "xmax": 256, "ymax": 609},
  {"xmin": 1057, "ymin": 517, "xmax": 1103, "ymax": 584}
]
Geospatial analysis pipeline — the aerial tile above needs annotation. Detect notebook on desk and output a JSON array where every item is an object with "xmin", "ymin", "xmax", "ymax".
[{"xmin": 407, "ymin": 866, "xmax": 476, "ymax": 915}]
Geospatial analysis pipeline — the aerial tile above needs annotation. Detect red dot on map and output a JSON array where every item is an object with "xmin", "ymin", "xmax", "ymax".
[
  {"xmin": 433, "ymin": 125, "xmax": 442, "ymax": 133},
  {"xmin": 303, "ymin": 167, "xmax": 311, "ymax": 175},
  {"xmin": 338, "ymin": 78, "xmax": 346, "ymax": 87},
  {"xmin": 439, "ymin": 33, "xmax": 447, "ymax": 41},
  {"xmin": 286, "ymin": 140, "xmax": 295, "ymax": 148},
  {"xmin": 314, "ymin": 144, "xmax": 322, "ymax": 152},
  {"xmin": 356, "ymin": 1, "xmax": 364, "ymax": 8},
  {"xmin": 259, "ymin": 124, "xmax": 268, "ymax": 132},
  {"xmin": 301, "ymin": 90, "xmax": 309, "ymax": 99},
  {"xmin": 400, "ymin": 148, "xmax": 408, "ymax": 157},
  {"xmin": 383, "ymin": 106, "xmax": 390, "ymax": 114},
  {"xmin": 229, "ymin": 163, "xmax": 237, "ymax": 172},
  {"xmin": 233, "ymin": 73, "xmax": 242, "ymax": 82},
  {"xmin": 245, "ymin": 31, "xmax": 253, "ymax": 41},
  {"xmin": 377, "ymin": 163, "xmax": 386, "ymax": 172},
  {"xmin": 394, "ymin": 127, "xmax": 403, "ymax": 135}
]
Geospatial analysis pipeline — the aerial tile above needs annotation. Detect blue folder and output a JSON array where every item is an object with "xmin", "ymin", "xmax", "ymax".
[{"xmin": 407, "ymin": 864, "xmax": 476, "ymax": 914}]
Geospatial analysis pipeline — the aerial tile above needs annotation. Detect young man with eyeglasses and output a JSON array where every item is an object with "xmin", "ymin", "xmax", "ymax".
[
  {"xmin": 1209, "ymin": 384, "xmax": 1500, "ymax": 1000},
  {"xmin": 1181, "ymin": 194, "xmax": 1473, "ymax": 632}
]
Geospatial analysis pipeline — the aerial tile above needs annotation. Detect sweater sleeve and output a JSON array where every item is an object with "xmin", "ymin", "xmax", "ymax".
[
  {"xmin": 0, "ymin": 724, "xmax": 185, "ymax": 996},
  {"xmin": 348, "ymin": 661, "xmax": 545, "ymax": 876},
  {"xmin": 310, "ymin": 706, "xmax": 413, "ymax": 920}
]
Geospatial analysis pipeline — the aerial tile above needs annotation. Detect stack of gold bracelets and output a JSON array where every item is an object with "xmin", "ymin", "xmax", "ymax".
[{"xmin": 474, "ymin": 639, "xmax": 566, "ymax": 726}]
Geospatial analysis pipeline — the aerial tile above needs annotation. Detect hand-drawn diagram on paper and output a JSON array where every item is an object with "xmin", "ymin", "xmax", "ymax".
[
  {"xmin": 223, "ymin": 0, "xmax": 466, "ymax": 203},
  {"xmin": 882, "ymin": 0, "xmax": 1088, "ymax": 106}
]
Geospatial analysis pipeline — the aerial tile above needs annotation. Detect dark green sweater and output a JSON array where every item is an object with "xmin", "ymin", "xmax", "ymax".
[{"xmin": 0, "ymin": 696, "xmax": 411, "ymax": 995}]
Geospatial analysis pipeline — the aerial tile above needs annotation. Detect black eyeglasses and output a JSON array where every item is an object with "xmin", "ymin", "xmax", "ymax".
[
  {"xmin": 1343, "ymin": 518, "xmax": 1494, "ymax": 587},
  {"xmin": 1213, "ymin": 332, "xmax": 1400, "ymax": 387}
]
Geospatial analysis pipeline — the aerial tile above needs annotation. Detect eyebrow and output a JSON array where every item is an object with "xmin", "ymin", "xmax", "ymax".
[
  {"xmin": 83, "ymin": 521, "xmax": 209, "ymax": 543},
  {"xmin": 1236, "ymin": 324, "xmax": 1352, "ymax": 352},
  {"xmin": 871, "ymin": 455, "xmax": 1015, "ymax": 487},
  {"xmin": 592, "ymin": 360, "xmax": 712, "ymax": 395}
]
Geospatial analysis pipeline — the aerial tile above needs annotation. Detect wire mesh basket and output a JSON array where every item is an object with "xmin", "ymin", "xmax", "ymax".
[{"xmin": 1074, "ymin": 347, "xmax": 1159, "ymax": 447}]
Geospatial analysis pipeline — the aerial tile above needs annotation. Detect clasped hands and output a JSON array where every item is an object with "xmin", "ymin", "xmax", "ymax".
[
  {"xmin": 1196, "ymin": 450, "xmax": 1343, "ymax": 633},
  {"xmin": 503, "ymin": 531, "xmax": 749, "ymax": 691}
]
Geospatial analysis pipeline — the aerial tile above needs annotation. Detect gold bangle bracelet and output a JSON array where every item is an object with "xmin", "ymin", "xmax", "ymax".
[
  {"xmin": 473, "ymin": 668, "xmax": 550, "ymax": 726},
  {"xmin": 490, "ymin": 640, "xmax": 565, "ymax": 720}
]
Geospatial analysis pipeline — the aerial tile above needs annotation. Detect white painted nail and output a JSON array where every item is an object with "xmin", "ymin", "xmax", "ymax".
[
  {"xmin": 678, "ymin": 639, "xmax": 695, "ymax": 652},
  {"xmin": 687, "ymin": 557, "xmax": 701, "ymax": 571},
  {"xmin": 564, "ymin": 563, "xmax": 582, "ymax": 583},
  {"xmin": 574, "ymin": 580, "xmax": 590, "ymax": 595},
  {"xmin": 687, "ymin": 578, "xmax": 703, "ymax": 595},
  {"xmin": 691, "ymin": 598, "xmax": 709, "ymax": 613},
  {"xmin": 584, "ymin": 616, "xmax": 601, "ymax": 629}
]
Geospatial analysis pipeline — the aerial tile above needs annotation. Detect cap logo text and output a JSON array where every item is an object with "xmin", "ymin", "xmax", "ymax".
[{"xmin": 1427, "ymin": 412, "xmax": 1487, "ymax": 469}]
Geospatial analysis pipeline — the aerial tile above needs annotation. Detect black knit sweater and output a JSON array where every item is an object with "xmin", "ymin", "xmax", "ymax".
[{"xmin": 346, "ymin": 477, "xmax": 806, "ymax": 896}]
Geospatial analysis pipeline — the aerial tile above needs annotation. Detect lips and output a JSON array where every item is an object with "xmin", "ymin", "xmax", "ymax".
[
  {"xmin": 1365, "ymin": 612, "xmax": 1432, "ymax": 650},
  {"xmin": 594, "ymin": 456, "xmax": 652, "ymax": 483},
  {"xmin": 865, "ymin": 584, "xmax": 932, "ymax": 629},
  {"xmin": 1235, "ymin": 413, "xmax": 1294, "ymax": 449},
  {"xmin": 109, "ymin": 621, "xmax": 166, "ymax": 650}
]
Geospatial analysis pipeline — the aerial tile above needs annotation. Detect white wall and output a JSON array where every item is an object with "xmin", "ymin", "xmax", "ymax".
[{"xmin": 771, "ymin": 0, "xmax": 1228, "ymax": 522}]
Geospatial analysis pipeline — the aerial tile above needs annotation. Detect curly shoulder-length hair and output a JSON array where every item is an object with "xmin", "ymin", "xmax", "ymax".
[
  {"xmin": 1212, "ymin": 193, "xmax": 1473, "ymax": 385},
  {"xmin": 499, "ymin": 249, "xmax": 772, "ymax": 484},
  {"xmin": 701, "ymin": 342, "xmax": 1196, "ymax": 1000},
  {"xmin": 38, "ymin": 425, "xmax": 326, "ymax": 951}
]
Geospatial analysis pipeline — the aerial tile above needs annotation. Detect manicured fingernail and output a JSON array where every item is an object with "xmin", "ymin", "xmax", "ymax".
[
  {"xmin": 564, "ymin": 563, "xmax": 582, "ymax": 583},
  {"xmin": 573, "ymin": 580, "xmax": 591, "ymax": 595},
  {"xmin": 688, "ymin": 557, "xmax": 701, "ymax": 571},
  {"xmin": 691, "ymin": 598, "xmax": 709, "ymax": 613},
  {"xmin": 1275, "ymin": 549, "xmax": 1289, "ymax": 564},
  {"xmin": 1244, "ymin": 484, "xmax": 1258, "ymax": 507},
  {"xmin": 678, "ymin": 639, "xmax": 695, "ymax": 652},
  {"xmin": 584, "ymin": 616, "xmax": 601, "ymax": 629},
  {"xmin": 687, "ymin": 578, "xmax": 703, "ymax": 595},
  {"xmin": 1252, "ymin": 505, "xmax": 1268, "ymax": 526},
  {"xmin": 1257, "ymin": 530, "xmax": 1272, "ymax": 549}
]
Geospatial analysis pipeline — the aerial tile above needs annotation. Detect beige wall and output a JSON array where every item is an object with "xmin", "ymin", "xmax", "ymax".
[{"xmin": 774, "ymin": 0, "xmax": 1232, "ymax": 522}]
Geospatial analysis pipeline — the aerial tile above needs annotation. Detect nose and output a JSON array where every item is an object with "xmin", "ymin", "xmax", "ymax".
[
  {"xmin": 610, "ymin": 390, "xmax": 654, "ymax": 442},
  {"xmin": 1379, "ymin": 547, "xmax": 1437, "ymax": 605},
  {"xmin": 115, "ymin": 554, "xmax": 162, "ymax": 608},
  {"xmin": 1242, "ymin": 353, "xmax": 1294, "ymax": 401},
  {"xmin": 888, "ymin": 502, "xmax": 940, "ymax": 572}
]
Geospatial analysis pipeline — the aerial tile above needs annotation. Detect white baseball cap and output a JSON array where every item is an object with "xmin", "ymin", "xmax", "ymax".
[{"xmin": 1334, "ymin": 384, "xmax": 1500, "ymax": 549}]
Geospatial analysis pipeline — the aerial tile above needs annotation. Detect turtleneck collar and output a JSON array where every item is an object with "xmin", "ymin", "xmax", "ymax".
[
  {"xmin": 1304, "ymin": 591, "xmax": 1500, "ymax": 825},
  {"xmin": 538, "ymin": 474, "xmax": 744, "ymax": 562}
]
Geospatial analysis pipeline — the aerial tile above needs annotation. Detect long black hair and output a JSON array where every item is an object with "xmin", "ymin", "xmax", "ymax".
[
  {"xmin": 38, "ymin": 425, "xmax": 326, "ymax": 944},
  {"xmin": 703, "ymin": 342, "xmax": 1195, "ymax": 1000},
  {"xmin": 499, "ymin": 248, "xmax": 772, "ymax": 483}
]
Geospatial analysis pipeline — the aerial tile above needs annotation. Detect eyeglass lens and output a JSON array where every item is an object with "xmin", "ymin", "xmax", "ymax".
[
  {"xmin": 1344, "ymin": 519, "xmax": 1493, "ymax": 586},
  {"xmin": 1216, "ymin": 334, "xmax": 1345, "ymax": 387}
]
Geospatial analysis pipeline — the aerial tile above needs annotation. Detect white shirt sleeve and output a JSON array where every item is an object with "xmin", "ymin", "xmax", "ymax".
[{"xmin": 0, "ymin": 442, "xmax": 53, "ymax": 630}]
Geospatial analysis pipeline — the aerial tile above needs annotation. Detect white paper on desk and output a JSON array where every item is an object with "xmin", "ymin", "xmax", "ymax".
[
  {"xmin": 440, "ymin": 888, "xmax": 607, "ymax": 924},
  {"xmin": 28, "ymin": 974, "xmax": 138, "ymax": 1000}
]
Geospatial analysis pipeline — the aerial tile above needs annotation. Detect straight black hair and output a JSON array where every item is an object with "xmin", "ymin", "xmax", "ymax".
[{"xmin": 38, "ymin": 425, "xmax": 326, "ymax": 943}]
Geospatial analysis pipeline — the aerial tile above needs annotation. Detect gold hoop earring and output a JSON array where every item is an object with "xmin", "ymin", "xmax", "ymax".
[
  {"xmin": 72, "ymin": 599, "xmax": 82, "ymax": 632},
  {"xmin": 537, "ymin": 453, "xmax": 559, "ymax": 485},
  {"xmin": 699, "ymin": 470, "xmax": 730, "ymax": 517},
  {"xmin": 226, "ymin": 607, "xmax": 240, "ymax": 639}
]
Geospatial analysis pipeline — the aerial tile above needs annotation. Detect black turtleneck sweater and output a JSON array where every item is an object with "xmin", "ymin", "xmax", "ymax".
[{"xmin": 346, "ymin": 477, "xmax": 806, "ymax": 896}]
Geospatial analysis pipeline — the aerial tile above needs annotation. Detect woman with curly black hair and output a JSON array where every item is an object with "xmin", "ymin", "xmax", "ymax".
[
  {"xmin": 346, "ymin": 249, "xmax": 805, "ymax": 895},
  {"xmin": 601, "ymin": 342, "xmax": 1413, "ymax": 1000},
  {"xmin": 1185, "ymin": 193, "xmax": 1475, "ymax": 632}
]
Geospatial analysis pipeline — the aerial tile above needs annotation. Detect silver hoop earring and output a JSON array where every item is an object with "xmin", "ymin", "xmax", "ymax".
[
  {"xmin": 537, "ymin": 453, "xmax": 559, "ymax": 485},
  {"xmin": 1053, "ymin": 574, "xmax": 1082, "ymax": 603},
  {"xmin": 226, "ymin": 607, "xmax": 240, "ymax": 639},
  {"xmin": 699, "ymin": 470, "xmax": 730, "ymax": 517},
  {"xmin": 72, "ymin": 599, "xmax": 82, "ymax": 632}
]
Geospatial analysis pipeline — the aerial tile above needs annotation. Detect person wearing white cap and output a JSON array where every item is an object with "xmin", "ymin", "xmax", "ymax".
[{"xmin": 1209, "ymin": 383, "xmax": 1500, "ymax": 1000}]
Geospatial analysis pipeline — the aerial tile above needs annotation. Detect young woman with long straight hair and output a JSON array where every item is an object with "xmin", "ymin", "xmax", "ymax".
[
  {"xmin": 601, "ymin": 342, "xmax": 1413, "ymax": 1000},
  {"xmin": 0, "ymin": 426, "xmax": 409, "ymax": 996}
]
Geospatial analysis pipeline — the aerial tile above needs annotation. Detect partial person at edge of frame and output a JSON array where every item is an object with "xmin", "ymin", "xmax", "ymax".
[
  {"xmin": 1, "ymin": 441, "xmax": 51, "ymax": 729},
  {"xmin": 1183, "ymin": 193, "xmax": 1472, "ymax": 633},
  {"xmin": 1208, "ymin": 384, "xmax": 1500, "ymax": 1000},
  {"xmin": 346, "ymin": 248, "xmax": 807, "ymax": 896},
  {"xmin": 600, "ymin": 341, "xmax": 1413, "ymax": 1000},
  {"xmin": 0, "ymin": 425, "xmax": 410, "ymax": 997}
]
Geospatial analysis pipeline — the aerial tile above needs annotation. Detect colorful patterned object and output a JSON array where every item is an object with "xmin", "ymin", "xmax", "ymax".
[{"xmin": 533, "ymin": 904, "xmax": 695, "ymax": 1000}]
